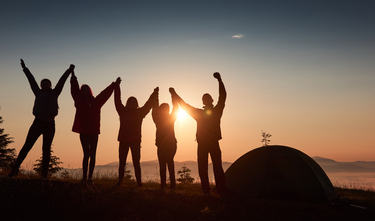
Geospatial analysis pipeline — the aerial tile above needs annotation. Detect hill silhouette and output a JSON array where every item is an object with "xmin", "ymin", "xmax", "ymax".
[
  {"xmin": 92, "ymin": 160, "xmax": 232, "ymax": 181},
  {"xmin": 312, "ymin": 157, "xmax": 375, "ymax": 173},
  {"xmin": 63, "ymin": 157, "xmax": 375, "ymax": 181}
]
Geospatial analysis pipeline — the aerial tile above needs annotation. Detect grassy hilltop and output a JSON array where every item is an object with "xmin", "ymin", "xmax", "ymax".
[{"xmin": 1, "ymin": 175, "xmax": 374, "ymax": 221}]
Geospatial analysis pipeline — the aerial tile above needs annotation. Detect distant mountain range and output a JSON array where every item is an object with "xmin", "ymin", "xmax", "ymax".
[
  {"xmin": 312, "ymin": 156, "xmax": 375, "ymax": 173},
  {"xmin": 87, "ymin": 157, "xmax": 375, "ymax": 180},
  {"xmin": 91, "ymin": 160, "xmax": 232, "ymax": 181}
]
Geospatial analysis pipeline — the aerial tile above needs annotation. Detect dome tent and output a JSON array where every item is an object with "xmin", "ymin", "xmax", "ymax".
[{"xmin": 225, "ymin": 145, "xmax": 337, "ymax": 202}]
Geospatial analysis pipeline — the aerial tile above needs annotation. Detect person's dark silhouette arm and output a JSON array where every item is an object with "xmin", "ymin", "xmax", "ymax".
[
  {"xmin": 70, "ymin": 70, "xmax": 80, "ymax": 101},
  {"xmin": 21, "ymin": 59, "xmax": 40, "ymax": 95},
  {"xmin": 214, "ymin": 72, "xmax": 226, "ymax": 109},
  {"xmin": 169, "ymin": 87, "xmax": 197, "ymax": 118},
  {"xmin": 96, "ymin": 77, "xmax": 121, "ymax": 108},
  {"xmin": 140, "ymin": 87, "xmax": 159, "ymax": 118},
  {"xmin": 170, "ymin": 87, "xmax": 179, "ymax": 122},
  {"xmin": 151, "ymin": 88, "xmax": 160, "ymax": 124},
  {"xmin": 54, "ymin": 64, "xmax": 75, "ymax": 96},
  {"xmin": 114, "ymin": 78, "xmax": 125, "ymax": 114}
]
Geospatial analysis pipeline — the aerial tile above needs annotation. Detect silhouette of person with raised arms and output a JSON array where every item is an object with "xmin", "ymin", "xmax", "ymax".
[
  {"xmin": 170, "ymin": 72, "xmax": 227, "ymax": 194},
  {"xmin": 114, "ymin": 80, "xmax": 158, "ymax": 187},
  {"xmin": 70, "ymin": 70, "xmax": 120, "ymax": 185},
  {"xmin": 152, "ymin": 88, "xmax": 179, "ymax": 189},
  {"xmin": 9, "ymin": 59, "xmax": 74, "ymax": 178}
]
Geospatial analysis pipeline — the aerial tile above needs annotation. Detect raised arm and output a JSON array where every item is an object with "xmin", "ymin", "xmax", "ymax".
[
  {"xmin": 140, "ymin": 87, "xmax": 159, "ymax": 117},
  {"xmin": 55, "ymin": 64, "xmax": 75, "ymax": 96},
  {"xmin": 96, "ymin": 77, "xmax": 121, "ymax": 107},
  {"xmin": 114, "ymin": 78, "xmax": 125, "ymax": 114},
  {"xmin": 214, "ymin": 72, "xmax": 226, "ymax": 108},
  {"xmin": 151, "ymin": 88, "xmax": 160, "ymax": 123},
  {"xmin": 70, "ymin": 70, "xmax": 80, "ymax": 101},
  {"xmin": 169, "ymin": 87, "xmax": 197, "ymax": 118},
  {"xmin": 21, "ymin": 59, "xmax": 39, "ymax": 95},
  {"xmin": 170, "ymin": 87, "xmax": 179, "ymax": 122}
]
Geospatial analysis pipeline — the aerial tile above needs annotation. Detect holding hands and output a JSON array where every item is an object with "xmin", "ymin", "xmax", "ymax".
[
  {"xmin": 154, "ymin": 87, "xmax": 159, "ymax": 100},
  {"xmin": 169, "ymin": 87, "xmax": 176, "ymax": 95},
  {"xmin": 115, "ymin": 77, "xmax": 122, "ymax": 85},
  {"xmin": 70, "ymin": 64, "xmax": 76, "ymax": 77},
  {"xmin": 169, "ymin": 87, "xmax": 180, "ymax": 103},
  {"xmin": 169, "ymin": 87, "xmax": 178, "ymax": 104}
]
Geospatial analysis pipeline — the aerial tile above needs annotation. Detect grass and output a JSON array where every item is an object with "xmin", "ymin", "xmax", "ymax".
[
  {"xmin": 330, "ymin": 177, "xmax": 375, "ymax": 192},
  {"xmin": 1, "ymin": 173, "xmax": 375, "ymax": 221}
]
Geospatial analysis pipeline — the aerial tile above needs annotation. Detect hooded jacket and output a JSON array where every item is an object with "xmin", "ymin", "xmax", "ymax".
[
  {"xmin": 71, "ymin": 75, "xmax": 115, "ymax": 134},
  {"xmin": 152, "ymin": 99, "xmax": 178, "ymax": 147},
  {"xmin": 24, "ymin": 67, "xmax": 70, "ymax": 121},
  {"xmin": 114, "ymin": 84, "xmax": 157, "ymax": 143},
  {"xmin": 177, "ymin": 79, "xmax": 226, "ymax": 143}
]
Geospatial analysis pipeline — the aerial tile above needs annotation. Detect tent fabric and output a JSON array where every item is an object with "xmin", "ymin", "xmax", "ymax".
[{"xmin": 225, "ymin": 145, "xmax": 337, "ymax": 202}]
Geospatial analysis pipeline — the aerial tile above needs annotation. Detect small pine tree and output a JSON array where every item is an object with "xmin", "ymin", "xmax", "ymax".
[
  {"xmin": 176, "ymin": 164, "xmax": 195, "ymax": 184},
  {"xmin": 33, "ymin": 149, "xmax": 63, "ymax": 177},
  {"xmin": 0, "ymin": 113, "xmax": 16, "ymax": 171},
  {"xmin": 261, "ymin": 130, "xmax": 272, "ymax": 146}
]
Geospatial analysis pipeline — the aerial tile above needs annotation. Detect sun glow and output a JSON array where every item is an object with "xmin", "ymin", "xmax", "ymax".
[{"xmin": 177, "ymin": 109, "xmax": 188, "ymax": 121}]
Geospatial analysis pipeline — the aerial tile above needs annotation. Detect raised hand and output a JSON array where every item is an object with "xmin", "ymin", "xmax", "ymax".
[
  {"xmin": 115, "ymin": 77, "xmax": 121, "ymax": 85},
  {"xmin": 213, "ymin": 72, "xmax": 221, "ymax": 80},
  {"xmin": 69, "ymin": 64, "xmax": 75, "ymax": 77},
  {"xmin": 170, "ymin": 87, "xmax": 178, "ymax": 104},
  {"xmin": 169, "ymin": 87, "xmax": 180, "ymax": 102},
  {"xmin": 154, "ymin": 87, "xmax": 159, "ymax": 93},
  {"xmin": 169, "ymin": 87, "xmax": 176, "ymax": 94},
  {"xmin": 20, "ymin": 59, "xmax": 26, "ymax": 69}
]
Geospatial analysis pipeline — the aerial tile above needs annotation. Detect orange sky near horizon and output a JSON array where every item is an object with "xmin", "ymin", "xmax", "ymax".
[{"xmin": 0, "ymin": 1, "xmax": 374, "ymax": 169}]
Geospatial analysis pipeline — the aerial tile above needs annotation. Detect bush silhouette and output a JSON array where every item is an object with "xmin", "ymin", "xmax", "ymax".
[
  {"xmin": 33, "ymin": 149, "xmax": 63, "ymax": 177},
  {"xmin": 0, "ymin": 113, "xmax": 16, "ymax": 172},
  {"xmin": 176, "ymin": 164, "xmax": 194, "ymax": 184}
]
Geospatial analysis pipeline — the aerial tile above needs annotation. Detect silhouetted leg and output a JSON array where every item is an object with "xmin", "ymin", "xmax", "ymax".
[
  {"xmin": 167, "ymin": 143, "xmax": 177, "ymax": 188},
  {"xmin": 168, "ymin": 160, "xmax": 176, "ymax": 188},
  {"xmin": 80, "ymin": 134, "xmax": 90, "ymax": 181},
  {"xmin": 130, "ymin": 143, "xmax": 142, "ymax": 186},
  {"xmin": 118, "ymin": 142, "xmax": 130, "ymax": 183},
  {"xmin": 12, "ymin": 119, "xmax": 42, "ymax": 174},
  {"xmin": 88, "ymin": 134, "xmax": 98, "ymax": 180},
  {"xmin": 198, "ymin": 143, "xmax": 210, "ymax": 194},
  {"xmin": 157, "ymin": 147, "xmax": 167, "ymax": 188},
  {"xmin": 210, "ymin": 141, "xmax": 226, "ymax": 193},
  {"xmin": 41, "ymin": 120, "xmax": 55, "ymax": 178}
]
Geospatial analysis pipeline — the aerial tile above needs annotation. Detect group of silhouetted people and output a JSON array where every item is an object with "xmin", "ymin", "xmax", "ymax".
[{"xmin": 9, "ymin": 59, "xmax": 227, "ymax": 194}]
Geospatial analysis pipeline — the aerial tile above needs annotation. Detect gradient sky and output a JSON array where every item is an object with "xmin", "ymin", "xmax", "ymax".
[{"xmin": 1, "ymin": 0, "xmax": 374, "ymax": 169}]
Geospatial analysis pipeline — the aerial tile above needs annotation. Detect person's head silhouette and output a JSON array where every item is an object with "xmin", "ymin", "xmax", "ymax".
[
  {"xmin": 80, "ymin": 84, "xmax": 94, "ymax": 99},
  {"xmin": 126, "ymin": 96, "xmax": 139, "ymax": 110},
  {"xmin": 40, "ymin": 79, "xmax": 52, "ymax": 91},
  {"xmin": 202, "ymin": 93, "xmax": 213, "ymax": 108},
  {"xmin": 159, "ymin": 103, "xmax": 170, "ymax": 115}
]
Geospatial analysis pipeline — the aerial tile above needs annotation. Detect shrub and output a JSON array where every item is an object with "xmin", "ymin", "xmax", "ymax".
[{"xmin": 177, "ymin": 164, "xmax": 195, "ymax": 184}]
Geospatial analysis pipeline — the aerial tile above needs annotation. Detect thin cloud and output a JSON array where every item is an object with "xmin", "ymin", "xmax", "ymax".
[{"xmin": 232, "ymin": 34, "xmax": 244, "ymax": 39}]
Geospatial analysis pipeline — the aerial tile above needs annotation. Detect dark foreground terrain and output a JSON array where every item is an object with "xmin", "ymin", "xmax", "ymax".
[{"xmin": 1, "ymin": 176, "xmax": 374, "ymax": 221}]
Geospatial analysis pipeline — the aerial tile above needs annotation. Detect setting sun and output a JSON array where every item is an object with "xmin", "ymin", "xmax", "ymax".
[{"xmin": 177, "ymin": 109, "xmax": 188, "ymax": 121}]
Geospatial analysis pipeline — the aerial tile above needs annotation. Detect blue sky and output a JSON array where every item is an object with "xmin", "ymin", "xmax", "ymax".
[{"xmin": 1, "ymin": 0, "xmax": 374, "ymax": 168}]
